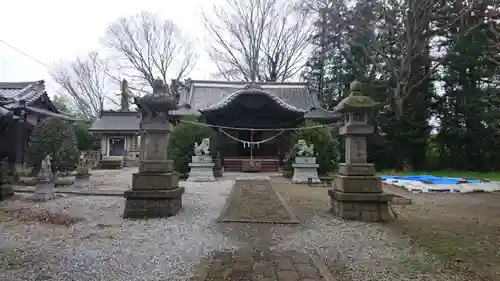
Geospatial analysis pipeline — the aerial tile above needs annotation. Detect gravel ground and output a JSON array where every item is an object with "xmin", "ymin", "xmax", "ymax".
[
  {"xmin": 0, "ymin": 169, "xmax": 466, "ymax": 281},
  {"xmin": 90, "ymin": 167, "xmax": 138, "ymax": 190}
]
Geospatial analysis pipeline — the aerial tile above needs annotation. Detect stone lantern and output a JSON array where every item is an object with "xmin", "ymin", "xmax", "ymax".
[
  {"xmin": 123, "ymin": 78, "xmax": 185, "ymax": 219},
  {"xmin": 328, "ymin": 81, "xmax": 393, "ymax": 222}
]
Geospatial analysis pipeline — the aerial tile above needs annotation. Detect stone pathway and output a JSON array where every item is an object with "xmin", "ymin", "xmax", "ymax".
[
  {"xmin": 218, "ymin": 179, "xmax": 299, "ymax": 224},
  {"xmin": 193, "ymin": 249, "xmax": 334, "ymax": 281}
]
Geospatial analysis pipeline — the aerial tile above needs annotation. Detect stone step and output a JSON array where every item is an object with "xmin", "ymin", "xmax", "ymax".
[{"xmin": 224, "ymin": 159, "xmax": 279, "ymax": 172}]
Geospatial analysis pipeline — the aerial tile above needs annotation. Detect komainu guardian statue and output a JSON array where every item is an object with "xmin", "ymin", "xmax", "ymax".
[
  {"xmin": 194, "ymin": 138, "xmax": 210, "ymax": 156},
  {"xmin": 296, "ymin": 139, "xmax": 314, "ymax": 156}
]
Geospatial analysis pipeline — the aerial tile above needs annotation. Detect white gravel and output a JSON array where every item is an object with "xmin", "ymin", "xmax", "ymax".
[{"xmin": 0, "ymin": 169, "xmax": 465, "ymax": 281}]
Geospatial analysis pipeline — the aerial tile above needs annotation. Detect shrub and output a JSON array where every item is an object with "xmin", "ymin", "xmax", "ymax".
[
  {"xmin": 26, "ymin": 118, "xmax": 80, "ymax": 177},
  {"xmin": 73, "ymin": 122, "xmax": 93, "ymax": 151},
  {"xmin": 168, "ymin": 117, "xmax": 217, "ymax": 175},
  {"xmin": 284, "ymin": 120, "xmax": 340, "ymax": 175}
]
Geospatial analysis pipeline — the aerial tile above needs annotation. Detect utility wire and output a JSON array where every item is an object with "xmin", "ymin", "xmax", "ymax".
[
  {"xmin": 0, "ymin": 38, "xmax": 148, "ymax": 94},
  {"xmin": 0, "ymin": 39, "xmax": 52, "ymax": 69}
]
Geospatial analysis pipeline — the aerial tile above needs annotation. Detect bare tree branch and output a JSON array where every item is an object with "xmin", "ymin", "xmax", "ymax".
[
  {"xmin": 51, "ymin": 52, "xmax": 112, "ymax": 119},
  {"xmin": 103, "ymin": 11, "xmax": 197, "ymax": 90},
  {"xmin": 345, "ymin": 0, "xmax": 481, "ymax": 118},
  {"xmin": 203, "ymin": 0, "xmax": 312, "ymax": 82},
  {"xmin": 487, "ymin": 7, "xmax": 500, "ymax": 65}
]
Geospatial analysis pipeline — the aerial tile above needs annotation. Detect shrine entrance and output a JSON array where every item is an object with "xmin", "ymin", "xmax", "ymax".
[{"xmin": 200, "ymin": 86, "xmax": 306, "ymax": 171}]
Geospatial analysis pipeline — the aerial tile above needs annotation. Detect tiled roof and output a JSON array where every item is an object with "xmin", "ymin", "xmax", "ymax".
[
  {"xmin": 0, "ymin": 80, "xmax": 88, "ymax": 123},
  {"xmin": 201, "ymin": 86, "xmax": 308, "ymax": 113},
  {"xmin": 0, "ymin": 80, "xmax": 47, "ymax": 109},
  {"xmin": 179, "ymin": 80, "xmax": 339, "ymax": 119},
  {"xmin": 89, "ymin": 111, "xmax": 140, "ymax": 132},
  {"xmin": 90, "ymin": 80, "xmax": 340, "ymax": 132}
]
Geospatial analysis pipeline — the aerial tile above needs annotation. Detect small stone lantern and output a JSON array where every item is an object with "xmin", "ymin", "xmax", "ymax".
[
  {"xmin": 328, "ymin": 81, "xmax": 393, "ymax": 222},
  {"xmin": 123, "ymin": 78, "xmax": 185, "ymax": 219}
]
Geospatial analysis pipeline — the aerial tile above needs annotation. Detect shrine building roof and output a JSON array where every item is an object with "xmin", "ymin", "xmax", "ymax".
[
  {"xmin": 89, "ymin": 110, "xmax": 140, "ymax": 133},
  {"xmin": 90, "ymin": 80, "xmax": 340, "ymax": 132},
  {"xmin": 0, "ymin": 80, "xmax": 84, "ymax": 122},
  {"xmin": 172, "ymin": 80, "xmax": 339, "ymax": 120}
]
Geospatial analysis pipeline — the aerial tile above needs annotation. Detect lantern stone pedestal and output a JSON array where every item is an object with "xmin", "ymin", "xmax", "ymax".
[
  {"xmin": 187, "ymin": 156, "xmax": 215, "ymax": 182},
  {"xmin": 32, "ymin": 179, "xmax": 56, "ymax": 201},
  {"xmin": 74, "ymin": 173, "xmax": 91, "ymax": 189},
  {"xmin": 292, "ymin": 156, "xmax": 320, "ymax": 184},
  {"xmin": 328, "ymin": 81, "xmax": 393, "ymax": 222},
  {"xmin": 123, "ymin": 123, "xmax": 184, "ymax": 218},
  {"xmin": 74, "ymin": 160, "xmax": 91, "ymax": 189},
  {"xmin": 123, "ymin": 78, "xmax": 185, "ymax": 219}
]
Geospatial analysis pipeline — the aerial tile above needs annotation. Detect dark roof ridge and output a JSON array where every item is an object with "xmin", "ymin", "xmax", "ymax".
[
  {"xmin": 189, "ymin": 80, "xmax": 308, "ymax": 86},
  {"xmin": 0, "ymin": 80, "xmax": 44, "ymax": 89}
]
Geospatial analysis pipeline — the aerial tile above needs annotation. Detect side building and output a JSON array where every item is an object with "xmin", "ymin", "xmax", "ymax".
[
  {"xmin": 0, "ymin": 80, "xmax": 82, "ymax": 174},
  {"xmin": 89, "ymin": 110, "xmax": 140, "ymax": 168}
]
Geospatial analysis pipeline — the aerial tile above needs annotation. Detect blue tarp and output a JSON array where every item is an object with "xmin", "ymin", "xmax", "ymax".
[{"xmin": 379, "ymin": 175, "xmax": 482, "ymax": 184}]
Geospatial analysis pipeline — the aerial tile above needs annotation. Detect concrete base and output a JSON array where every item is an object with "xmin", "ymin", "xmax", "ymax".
[
  {"xmin": 139, "ymin": 160, "xmax": 174, "ymax": 173},
  {"xmin": 187, "ymin": 162, "xmax": 215, "ymax": 182},
  {"xmin": 74, "ymin": 174, "xmax": 91, "ymax": 189},
  {"xmin": 0, "ymin": 185, "xmax": 13, "ymax": 200},
  {"xmin": 334, "ymin": 175, "xmax": 382, "ymax": 193},
  {"xmin": 292, "ymin": 163, "xmax": 320, "ymax": 184},
  {"xmin": 31, "ymin": 180, "xmax": 56, "ymax": 201},
  {"xmin": 338, "ymin": 163, "xmax": 376, "ymax": 176},
  {"xmin": 123, "ymin": 187, "xmax": 185, "ymax": 218},
  {"xmin": 123, "ymin": 172, "xmax": 184, "ymax": 219},
  {"xmin": 328, "ymin": 189, "xmax": 393, "ymax": 222},
  {"xmin": 329, "ymin": 166, "xmax": 394, "ymax": 222},
  {"xmin": 132, "ymin": 172, "xmax": 180, "ymax": 189}
]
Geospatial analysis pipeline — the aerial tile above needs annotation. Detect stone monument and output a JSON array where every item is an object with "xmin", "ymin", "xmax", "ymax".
[
  {"xmin": 31, "ymin": 156, "xmax": 56, "ymax": 201},
  {"xmin": 328, "ymin": 81, "xmax": 393, "ymax": 222},
  {"xmin": 74, "ymin": 154, "xmax": 91, "ymax": 189},
  {"xmin": 187, "ymin": 138, "xmax": 215, "ymax": 182},
  {"xmin": 292, "ymin": 139, "xmax": 320, "ymax": 184},
  {"xmin": 123, "ymin": 78, "xmax": 185, "ymax": 219}
]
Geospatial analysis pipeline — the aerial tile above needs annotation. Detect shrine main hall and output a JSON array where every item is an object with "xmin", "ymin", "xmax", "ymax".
[{"xmin": 90, "ymin": 80, "xmax": 339, "ymax": 172}]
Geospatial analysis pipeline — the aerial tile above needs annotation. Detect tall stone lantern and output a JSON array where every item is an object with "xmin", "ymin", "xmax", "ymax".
[
  {"xmin": 328, "ymin": 81, "xmax": 393, "ymax": 222},
  {"xmin": 123, "ymin": 78, "xmax": 185, "ymax": 219}
]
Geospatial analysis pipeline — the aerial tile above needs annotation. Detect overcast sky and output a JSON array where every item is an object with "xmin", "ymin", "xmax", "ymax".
[{"xmin": 0, "ymin": 0, "xmax": 225, "ymax": 98}]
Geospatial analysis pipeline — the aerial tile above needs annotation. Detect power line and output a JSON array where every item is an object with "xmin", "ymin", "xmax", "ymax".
[
  {"xmin": 0, "ymin": 38, "xmax": 148, "ymax": 94},
  {"xmin": 0, "ymin": 39, "xmax": 52, "ymax": 69}
]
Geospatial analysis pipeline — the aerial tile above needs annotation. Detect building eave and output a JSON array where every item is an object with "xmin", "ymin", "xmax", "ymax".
[
  {"xmin": 200, "ymin": 88, "xmax": 308, "ymax": 114},
  {"xmin": 24, "ymin": 106, "xmax": 86, "ymax": 122}
]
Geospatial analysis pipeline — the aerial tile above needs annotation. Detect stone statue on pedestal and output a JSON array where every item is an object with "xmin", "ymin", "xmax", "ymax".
[
  {"xmin": 292, "ymin": 140, "xmax": 320, "ymax": 184},
  {"xmin": 194, "ymin": 138, "xmax": 210, "ymax": 156},
  {"xmin": 123, "ymin": 77, "xmax": 185, "ymax": 219},
  {"xmin": 188, "ymin": 138, "xmax": 215, "ymax": 182},
  {"xmin": 74, "ymin": 154, "xmax": 91, "ymax": 189},
  {"xmin": 38, "ymin": 156, "xmax": 52, "ymax": 179},
  {"xmin": 31, "ymin": 156, "xmax": 56, "ymax": 201},
  {"xmin": 296, "ymin": 139, "xmax": 314, "ymax": 156},
  {"xmin": 328, "ymin": 80, "xmax": 393, "ymax": 222}
]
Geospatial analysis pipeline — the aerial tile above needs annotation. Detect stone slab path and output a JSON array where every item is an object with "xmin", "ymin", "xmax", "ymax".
[
  {"xmin": 193, "ymin": 249, "xmax": 335, "ymax": 281},
  {"xmin": 217, "ymin": 179, "xmax": 299, "ymax": 224}
]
